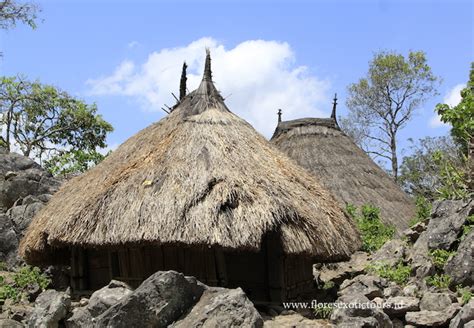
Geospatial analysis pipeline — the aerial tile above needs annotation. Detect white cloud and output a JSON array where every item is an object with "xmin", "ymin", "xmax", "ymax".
[
  {"xmin": 429, "ymin": 83, "xmax": 465, "ymax": 128},
  {"xmin": 86, "ymin": 37, "xmax": 330, "ymax": 137}
]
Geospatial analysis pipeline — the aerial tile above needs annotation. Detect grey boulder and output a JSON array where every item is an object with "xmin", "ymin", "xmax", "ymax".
[
  {"xmin": 95, "ymin": 271, "xmax": 205, "ymax": 328},
  {"xmin": 28, "ymin": 290, "xmax": 71, "ymax": 328},
  {"xmin": 170, "ymin": 287, "xmax": 263, "ymax": 328}
]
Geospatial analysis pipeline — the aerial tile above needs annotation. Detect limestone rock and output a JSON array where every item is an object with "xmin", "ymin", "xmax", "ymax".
[
  {"xmin": 28, "ymin": 289, "xmax": 71, "ymax": 328},
  {"xmin": 170, "ymin": 287, "xmax": 263, "ymax": 328}
]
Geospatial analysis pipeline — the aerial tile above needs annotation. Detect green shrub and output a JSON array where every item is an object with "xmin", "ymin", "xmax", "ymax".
[
  {"xmin": 409, "ymin": 196, "xmax": 432, "ymax": 227},
  {"xmin": 429, "ymin": 249, "xmax": 455, "ymax": 269},
  {"xmin": 456, "ymin": 285, "xmax": 472, "ymax": 305},
  {"xmin": 0, "ymin": 266, "xmax": 50, "ymax": 304},
  {"xmin": 367, "ymin": 261, "xmax": 412, "ymax": 285},
  {"xmin": 348, "ymin": 204, "xmax": 395, "ymax": 252},
  {"xmin": 0, "ymin": 284, "xmax": 20, "ymax": 303},
  {"xmin": 13, "ymin": 266, "xmax": 50, "ymax": 290},
  {"xmin": 426, "ymin": 274, "xmax": 452, "ymax": 289},
  {"xmin": 314, "ymin": 305, "xmax": 333, "ymax": 319}
]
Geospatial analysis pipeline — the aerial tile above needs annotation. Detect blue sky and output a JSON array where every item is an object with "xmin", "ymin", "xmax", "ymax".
[{"xmin": 1, "ymin": 0, "xmax": 473, "ymax": 163}]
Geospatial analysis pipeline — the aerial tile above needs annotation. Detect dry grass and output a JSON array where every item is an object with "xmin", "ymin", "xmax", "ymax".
[
  {"xmin": 20, "ymin": 56, "xmax": 361, "ymax": 264},
  {"xmin": 271, "ymin": 118, "xmax": 415, "ymax": 232}
]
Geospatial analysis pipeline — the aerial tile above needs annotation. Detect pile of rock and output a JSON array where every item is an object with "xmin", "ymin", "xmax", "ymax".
[
  {"xmin": 0, "ymin": 152, "xmax": 61, "ymax": 268},
  {"xmin": 1, "ymin": 271, "xmax": 264, "ymax": 328},
  {"xmin": 315, "ymin": 198, "xmax": 474, "ymax": 327}
]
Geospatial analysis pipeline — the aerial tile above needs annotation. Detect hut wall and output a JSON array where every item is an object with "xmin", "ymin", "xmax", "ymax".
[{"xmin": 73, "ymin": 238, "xmax": 314, "ymax": 302}]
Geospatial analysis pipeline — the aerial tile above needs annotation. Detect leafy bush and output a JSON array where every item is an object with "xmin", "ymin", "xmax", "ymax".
[
  {"xmin": 409, "ymin": 196, "xmax": 432, "ymax": 227},
  {"xmin": 429, "ymin": 249, "xmax": 455, "ymax": 269},
  {"xmin": 432, "ymin": 151, "xmax": 470, "ymax": 200},
  {"xmin": 0, "ymin": 284, "xmax": 20, "ymax": 303},
  {"xmin": 14, "ymin": 266, "xmax": 50, "ymax": 290},
  {"xmin": 348, "ymin": 204, "xmax": 395, "ymax": 252},
  {"xmin": 0, "ymin": 262, "xmax": 7, "ymax": 271},
  {"xmin": 426, "ymin": 274, "xmax": 452, "ymax": 289},
  {"xmin": 367, "ymin": 261, "xmax": 412, "ymax": 285},
  {"xmin": 0, "ymin": 265, "xmax": 50, "ymax": 304},
  {"xmin": 314, "ymin": 304, "xmax": 333, "ymax": 319}
]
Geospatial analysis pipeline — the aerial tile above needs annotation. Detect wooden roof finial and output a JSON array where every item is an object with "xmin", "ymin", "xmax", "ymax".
[
  {"xmin": 180, "ymin": 62, "xmax": 187, "ymax": 100},
  {"xmin": 204, "ymin": 48, "xmax": 212, "ymax": 81},
  {"xmin": 331, "ymin": 93, "xmax": 339, "ymax": 126}
]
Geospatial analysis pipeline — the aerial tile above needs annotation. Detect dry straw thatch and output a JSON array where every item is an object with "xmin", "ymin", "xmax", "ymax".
[
  {"xmin": 271, "ymin": 115, "xmax": 415, "ymax": 232},
  {"xmin": 20, "ymin": 51, "xmax": 361, "ymax": 264}
]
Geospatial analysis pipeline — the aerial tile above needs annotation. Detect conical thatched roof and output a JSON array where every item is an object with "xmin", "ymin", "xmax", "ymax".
[
  {"xmin": 20, "ymin": 52, "xmax": 361, "ymax": 264},
  {"xmin": 271, "ymin": 115, "xmax": 415, "ymax": 232}
]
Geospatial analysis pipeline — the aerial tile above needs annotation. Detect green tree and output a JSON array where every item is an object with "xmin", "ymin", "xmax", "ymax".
[
  {"xmin": 0, "ymin": 0, "xmax": 39, "ymax": 30},
  {"xmin": 435, "ymin": 63, "xmax": 474, "ymax": 190},
  {"xmin": 345, "ymin": 51, "xmax": 439, "ymax": 182},
  {"xmin": 44, "ymin": 149, "xmax": 109, "ymax": 177},
  {"xmin": 0, "ymin": 76, "xmax": 113, "ymax": 170},
  {"xmin": 399, "ymin": 136, "xmax": 463, "ymax": 199}
]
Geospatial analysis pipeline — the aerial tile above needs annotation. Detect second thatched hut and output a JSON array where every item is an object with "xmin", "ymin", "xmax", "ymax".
[
  {"xmin": 20, "ymin": 52, "xmax": 361, "ymax": 302},
  {"xmin": 271, "ymin": 104, "xmax": 415, "ymax": 233}
]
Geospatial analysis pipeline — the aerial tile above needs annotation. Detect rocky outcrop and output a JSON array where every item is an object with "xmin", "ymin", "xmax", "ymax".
[
  {"xmin": 171, "ymin": 287, "xmax": 263, "ymax": 328},
  {"xmin": 338, "ymin": 275, "xmax": 388, "ymax": 300},
  {"xmin": 405, "ymin": 304, "xmax": 461, "ymax": 327},
  {"xmin": 372, "ymin": 239, "xmax": 406, "ymax": 267},
  {"xmin": 316, "ymin": 251, "xmax": 370, "ymax": 286},
  {"xmin": 0, "ymin": 152, "xmax": 61, "ymax": 268},
  {"xmin": 426, "ymin": 199, "xmax": 473, "ymax": 250},
  {"xmin": 444, "ymin": 229, "xmax": 474, "ymax": 286},
  {"xmin": 450, "ymin": 299, "xmax": 474, "ymax": 328},
  {"xmin": 0, "ymin": 152, "xmax": 60, "ymax": 212},
  {"xmin": 28, "ymin": 289, "xmax": 71, "ymax": 328},
  {"xmin": 66, "ymin": 280, "xmax": 133, "ymax": 327},
  {"xmin": 65, "ymin": 271, "xmax": 262, "ymax": 328},
  {"xmin": 95, "ymin": 271, "xmax": 205, "ymax": 327},
  {"xmin": 330, "ymin": 293, "xmax": 392, "ymax": 328}
]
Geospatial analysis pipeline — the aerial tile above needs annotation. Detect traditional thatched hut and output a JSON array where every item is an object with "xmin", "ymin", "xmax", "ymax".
[
  {"xmin": 270, "ymin": 99, "xmax": 415, "ymax": 232},
  {"xmin": 20, "ymin": 52, "xmax": 361, "ymax": 302}
]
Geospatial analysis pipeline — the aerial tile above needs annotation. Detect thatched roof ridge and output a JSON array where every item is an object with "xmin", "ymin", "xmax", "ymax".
[
  {"xmin": 20, "ymin": 52, "xmax": 361, "ymax": 264},
  {"xmin": 271, "ymin": 117, "xmax": 415, "ymax": 232}
]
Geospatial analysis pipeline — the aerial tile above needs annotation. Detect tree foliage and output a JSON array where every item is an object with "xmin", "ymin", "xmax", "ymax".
[
  {"xmin": 0, "ymin": 76, "xmax": 113, "ymax": 172},
  {"xmin": 399, "ymin": 136, "xmax": 464, "ymax": 199},
  {"xmin": 0, "ymin": 0, "xmax": 39, "ymax": 30},
  {"xmin": 344, "ymin": 50, "xmax": 439, "ymax": 181},
  {"xmin": 435, "ymin": 63, "xmax": 474, "ymax": 192}
]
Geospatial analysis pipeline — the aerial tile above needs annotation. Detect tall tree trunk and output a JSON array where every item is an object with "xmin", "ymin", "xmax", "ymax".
[
  {"xmin": 390, "ymin": 133, "xmax": 398, "ymax": 182},
  {"xmin": 4, "ymin": 108, "xmax": 12, "ymax": 152}
]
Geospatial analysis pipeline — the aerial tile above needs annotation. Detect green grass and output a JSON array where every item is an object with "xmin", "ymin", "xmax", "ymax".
[
  {"xmin": 429, "ymin": 249, "xmax": 455, "ymax": 269},
  {"xmin": 314, "ymin": 305, "xmax": 333, "ymax": 319},
  {"xmin": 426, "ymin": 274, "xmax": 452, "ymax": 289},
  {"xmin": 366, "ymin": 261, "xmax": 412, "ymax": 285},
  {"xmin": 456, "ymin": 285, "xmax": 472, "ymax": 305}
]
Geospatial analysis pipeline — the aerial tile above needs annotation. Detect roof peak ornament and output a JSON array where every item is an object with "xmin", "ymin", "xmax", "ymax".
[
  {"xmin": 203, "ymin": 48, "xmax": 212, "ymax": 81},
  {"xmin": 331, "ymin": 93, "xmax": 339, "ymax": 127}
]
